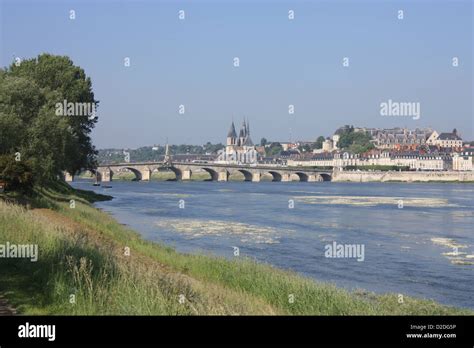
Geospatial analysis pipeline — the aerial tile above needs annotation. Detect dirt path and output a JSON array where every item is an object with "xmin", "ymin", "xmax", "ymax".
[{"xmin": 0, "ymin": 294, "xmax": 17, "ymax": 315}]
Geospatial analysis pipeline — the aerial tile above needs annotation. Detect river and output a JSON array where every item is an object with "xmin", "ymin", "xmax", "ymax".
[{"xmin": 72, "ymin": 180, "xmax": 474, "ymax": 310}]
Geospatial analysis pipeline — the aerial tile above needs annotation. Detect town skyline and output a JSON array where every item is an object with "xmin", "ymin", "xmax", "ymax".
[
  {"xmin": 97, "ymin": 123, "xmax": 473, "ymax": 150},
  {"xmin": 96, "ymin": 120, "xmax": 473, "ymax": 174}
]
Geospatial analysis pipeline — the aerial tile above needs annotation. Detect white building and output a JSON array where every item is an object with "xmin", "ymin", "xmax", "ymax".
[
  {"xmin": 452, "ymin": 152, "xmax": 473, "ymax": 171},
  {"xmin": 288, "ymin": 151, "xmax": 449, "ymax": 170},
  {"xmin": 427, "ymin": 129, "xmax": 463, "ymax": 148}
]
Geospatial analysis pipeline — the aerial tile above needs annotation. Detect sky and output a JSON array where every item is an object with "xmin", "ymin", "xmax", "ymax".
[{"xmin": 1, "ymin": 0, "xmax": 473, "ymax": 148}]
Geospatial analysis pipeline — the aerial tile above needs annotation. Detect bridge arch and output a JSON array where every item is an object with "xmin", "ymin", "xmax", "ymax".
[
  {"xmin": 201, "ymin": 167, "xmax": 219, "ymax": 181},
  {"xmin": 292, "ymin": 172, "xmax": 309, "ymax": 182},
  {"xmin": 237, "ymin": 169, "xmax": 253, "ymax": 182},
  {"xmin": 266, "ymin": 171, "xmax": 282, "ymax": 182},
  {"xmin": 123, "ymin": 167, "xmax": 142, "ymax": 181},
  {"xmin": 168, "ymin": 167, "xmax": 183, "ymax": 181},
  {"xmin": 319, "ymin": 173, "xmax": 332, "ymax": 182}
]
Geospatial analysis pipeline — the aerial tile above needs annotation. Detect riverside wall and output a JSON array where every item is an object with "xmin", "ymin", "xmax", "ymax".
[{"xmin": 331, "ymin": 170, "xmax": 474, "ymax": 183}]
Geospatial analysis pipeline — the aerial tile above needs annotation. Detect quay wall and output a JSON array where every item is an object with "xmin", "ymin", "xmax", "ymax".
[{"xmin": 331, "ymin": 170, "xmax": 474, "ymax": 183}]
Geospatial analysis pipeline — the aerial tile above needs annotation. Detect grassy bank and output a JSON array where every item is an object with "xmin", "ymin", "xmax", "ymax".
[{"xmin": 0, "ymin": 182, "xmax": 471, "ymax": 315}]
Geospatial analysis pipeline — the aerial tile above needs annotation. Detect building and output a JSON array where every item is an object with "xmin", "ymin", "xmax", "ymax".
[
  {"xmin": 425, "ymin": 131, "xmax": 439, "ymax": 145},
  {"xmin": 287, "ymin": 150, "xmax": 452, "ymax": 171},
  {"xmin": 452, "ymin": 148, "xmax": 474, "ymax": 171},
  {"xmin": 321, "ymin": 138, "xmax": 333, "ymax": 152},
  {"xmin": 312, "ymin": 134, "xmax": 340, "ymax": 154},
  {"xmin": 390, "ymin": 153, "xmax": 446, "ymax": 171},
  {"xmin": 430, "ymin": 129, "xmax": 463, "ymax": 148},
  {"xmin": 332, "ymin": 134, "xmax": 340, "ymax": 149},
  {"xmin": 332, "ymin": 126, "xmax": 434, "ymax": 150},
  {"xmin": 216, "ymin": 119, "xmax": 258, "ymax": 164},
  {"xmin": 279, "ymin": 142, "xmax": 299, "ymax": 151},
  {"xmin": 368, "ymin": 127, "xmax": 433, "ymax": 149}
]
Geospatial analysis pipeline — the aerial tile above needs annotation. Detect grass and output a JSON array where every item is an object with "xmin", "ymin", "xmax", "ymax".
[{"xmin": 0, "ymin": 181, "xmax": 472, "ymax": 315}]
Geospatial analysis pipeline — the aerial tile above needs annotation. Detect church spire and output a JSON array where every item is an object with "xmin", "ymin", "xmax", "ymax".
[
  {"xmin": 164, "ymin": 138, "xmax": 172, "ymax": 164},
  {"xmin": 227, "ymin": 121, "xmax": 237, "ymax": 138},
  {"xmin": 227, "ymin": 121, "xmax": 237, "ymax": 146}
]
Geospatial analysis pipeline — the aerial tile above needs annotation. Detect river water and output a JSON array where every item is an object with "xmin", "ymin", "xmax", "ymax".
[{"xmin": 72, "ymin": 180, "xmax": 474, "ymax": 309}]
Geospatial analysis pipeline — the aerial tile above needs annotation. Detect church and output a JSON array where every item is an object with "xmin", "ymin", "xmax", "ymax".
[{"xmin": 216, "ymin": 119, "xmax": 258, "ymax": 164}]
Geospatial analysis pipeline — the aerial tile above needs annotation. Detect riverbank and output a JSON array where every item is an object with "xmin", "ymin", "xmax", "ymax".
[{"xmin": 0, "ymin": 181, "xmax": 471, "ymax": 315}]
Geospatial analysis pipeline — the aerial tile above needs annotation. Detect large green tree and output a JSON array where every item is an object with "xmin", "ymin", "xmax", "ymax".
[{"xmin": 0, "ymin": 54, "xmax": 98, "ymax": 186}]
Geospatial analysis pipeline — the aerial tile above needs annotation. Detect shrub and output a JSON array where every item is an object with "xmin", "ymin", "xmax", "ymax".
[{"xmin": 0, "ymin": 154, "xmax": 34, "ymax": 192}]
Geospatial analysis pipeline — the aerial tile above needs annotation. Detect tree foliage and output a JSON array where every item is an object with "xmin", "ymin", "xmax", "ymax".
[
  {"xmin": 315, "ymin": 136, "xmax": 325, "ymax": 149},
  {"xmin": 0, "ymin": 155, "xmax": 34, "ymax": 193},
  {"xmin": 0, "ymin": 54, "xmax": 98, "ymax": 188},
  {"xmin": 298, "ymin": 144, "xmax": 311, "ymax": 152},
  {"xmin": 266, "ymin": 142, "xmax": 283, "ymax": 156},
  {"xmin": 337, "ymin": 127, "xmax": 374, "ymax": 154}
]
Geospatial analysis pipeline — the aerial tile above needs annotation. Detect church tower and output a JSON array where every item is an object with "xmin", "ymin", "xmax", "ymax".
[
  {"xmin": 227, "ymin": 121, "xmax": 237, "ymax": 146},
  {"xmin": 217, "ymin": 118, "xmax": 257, "ymax": 165},
  {"xmin": 239, "ymin": 120, "xmax": 247, "ymax": 146}
]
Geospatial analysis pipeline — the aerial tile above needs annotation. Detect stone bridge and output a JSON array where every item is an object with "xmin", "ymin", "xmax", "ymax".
[{"xmin": 74, "ymin": 162, "xmax": 333, "ymax": 182}]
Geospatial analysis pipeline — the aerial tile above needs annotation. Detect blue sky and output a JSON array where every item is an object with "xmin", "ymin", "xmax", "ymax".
[{"xmin": 1, "ymin": 0, "xmax": 472, "ymax": 148}]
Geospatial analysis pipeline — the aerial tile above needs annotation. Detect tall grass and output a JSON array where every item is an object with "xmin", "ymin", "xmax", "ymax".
[{"xmin": 0, "ymin": 183, "xmax": 471, "ymax": 315}]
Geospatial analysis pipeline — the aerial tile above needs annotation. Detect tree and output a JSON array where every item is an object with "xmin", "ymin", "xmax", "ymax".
[
  {"xmin": 315, "ymin": 136, "xmax": 325, "ymax": 149},
  {"xmin": 0, "ymin": 54, "xmax": 99, "ymax": 187},
  {"xmin": 298, "ymin": 144, "xmax": 311, "ymax": 152},
  {"xmin": 337, "ymin": 127, "xmax": 374, "ymax": 154},
  {"xmin": 9, "ymin": 54, "xmax": 98, "ymax": 175},
  {"xmin": 260, "ymin": 138, "xmax": 268, "ymax": 146},
  {"xmin": 267, "ymin": 142, "xmax": 283, "ymax": 156}
]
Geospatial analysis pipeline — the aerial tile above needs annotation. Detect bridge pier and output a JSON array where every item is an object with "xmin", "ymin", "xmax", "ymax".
[
  {"xmin": 141, "ymin": 169, "xmax": 151, "ymax": 181},
  {"xmin": 218, "ymin": 171, "xmax": 228, "ymax": 182},
  {"xmin": 281, "ymin": 173, "xmax": 291, "ymax": 182},
  {"xmin": 100, "ymin": 168, "xmax": 113, "ymax": 182},
  {"xmin": 252, "ymin": 172, "xmax": 261, "ymax": 182},
  {"xmin": 94, "ymin": 171, "xmax": 102, "ymax": 182},
  {"xmin": 308, "ymin": 174, "xmax": 318, "ymax": 182},
  {"xmin": 182, "ymin": 169, "xmax": 192, "ymax": 181}
]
